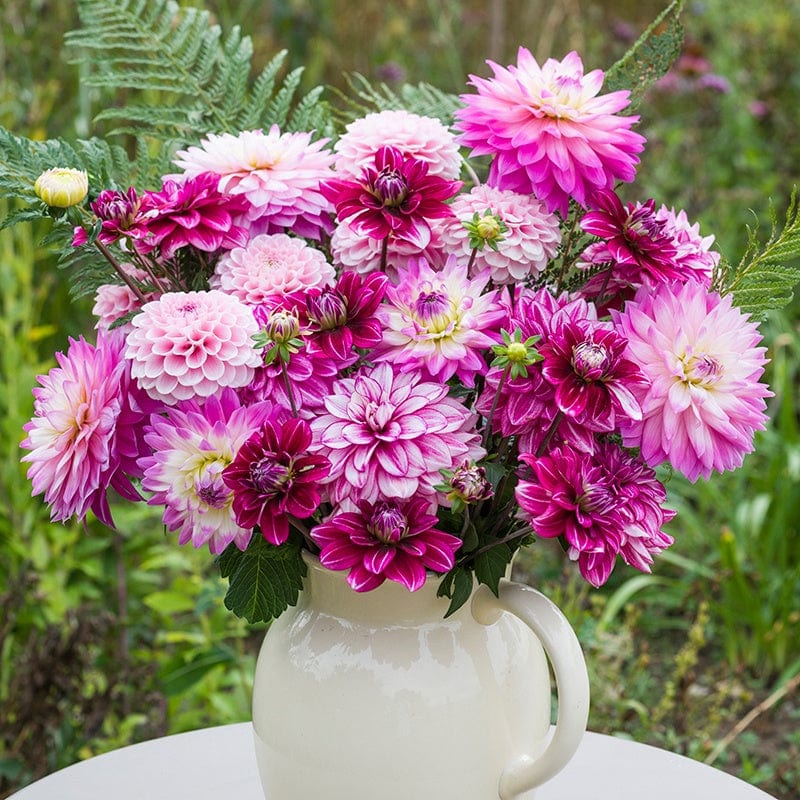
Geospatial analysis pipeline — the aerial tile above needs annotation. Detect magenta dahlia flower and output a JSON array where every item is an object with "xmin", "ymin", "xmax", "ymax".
[
  {"xmin": 311, "ymin": 496, "xmax": 462, "ymax": 592},
  {"xmin": 373, "ymin": 255, "xmax": 505, "ymax": 386},
  {"xmin": 222, "ymin": 417, "xmax": 330, "ymax": 545},
  {"xmin": 210, "ymin": 232, "xmax": 335, "ymax": 305},
  {"xmin": 455, "ymin": 49, "xmax": 645, "ymax": 215},
  {"xmin": 321, "ymin": 145, "xmax": 461, "ymax": 249},
  {"xmin": 125, "ymin": 290, "xmax": 262, "ymax": 404},
  {"xmin": 73, "ymin": 187, "xmax": 147, "ymax": 248},
  {"xmin": 434, "ymin": 184, "xmax": 561, "ymax": 283},
  {"xmin": 333, "ymin": 109, "xmax": 462, "ymax": 180},
  {"xmin": 612, "ymin": 281, "xmax": 772, "ymax": 481},
  {"xmin": 309, "ymin": 361, "xmax": 483, "ymax": 504},
  {"xmin": 140, "ymin": 389, "xmax": 278, "ymax": 554},
  {"xmin": 136, "ymin": 173, "xmax": 249, "ymax": 259},
  {"xmin": 515, "ymin": 442, "xmax": 673, "ymax": 586},
  {"xmin": 172, "ymin": 126, "xmax": 336, "ymax": 240},
  {"xmin": 21, "ymin": 331, "xmax": 158, "ymax": 527}
]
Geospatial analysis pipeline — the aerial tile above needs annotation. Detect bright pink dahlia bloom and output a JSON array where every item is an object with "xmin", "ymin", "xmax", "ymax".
[
  {"xmin": 333, "ymin": 109, "xmax": 462, "ymax": 180},
  {"xmin": 311, "ymin": 496, "xmax": 462, "ymax": 592},
  {"xmin": 136, "ymin": 173, "xmax": 249, "ymax": 259},
  {"xmin": 73, "ymin": 187, "xmax": 146, "ymax": 248},
  {"xmin": 456, "ymin": 49, "xmax": 645, "ymax": 215},
  {"xmin": 140, "ymin": 389, "xmax": 277, "ymax": 554},
  {"xmin": 612, "ymin": 281, "xmax": 772, "ymax": 481},
  {"xmin": 210, "ymin": 232, "xmax": 335, "ymax": 305},
  {"xmin": 172, "ymin": 126, "xmax": 336, "ymax": 240},
  {"xmin": 321, "ymin": 145, "xmax": 461, "ymax": 248},
  {"xmin": 222, "ymin": 417, "xmax": 330, "ymax": 545},
  {"xmin": 434, "ymin": 184, "xmax": 561, "ymax": 283},
  {"xmin": 125, "ymin": 290, "xmax": 262, "ymax": 404},
  {"xmin": 309, "ymin": 361, "xmax": 483, "ymax": 503},
  {"xmin": 516, "ymin": 442, "xmax": 674, "ymax": 587},
  {"xmin": 374, "ymin": 255, "xmax": 505, "ymax": 386},
  {"xmin": 21, "ymin": 331, "xmax": 157, "ymax": 527}
]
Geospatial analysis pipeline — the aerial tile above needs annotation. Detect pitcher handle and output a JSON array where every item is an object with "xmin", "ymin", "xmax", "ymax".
[{"xmin": 472, "ymin": 580, "xmax": 590, "ymax": 799}]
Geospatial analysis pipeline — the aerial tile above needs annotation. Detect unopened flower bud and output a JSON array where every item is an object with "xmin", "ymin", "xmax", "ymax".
[
  {"xmin": 475, "ymin": 214, "xmax": 503, "ymax": 241},
  {"xmin": 265, "ymin": 309, "xmax": 301, "ymax": 345},
  {"xmin": 448, "ymin": 461, "xmax": 493, "ymax": 505},
  {"xmin": 374, "ymin": 168, "xmax": 408, "ymax": 207},
  {"xmin": 307, "ymin": 289, "xmax": 348, "ymax": 330},
  {"xmin": 34, "ymin": 168, "xmax": 89, "ymax": 208}
]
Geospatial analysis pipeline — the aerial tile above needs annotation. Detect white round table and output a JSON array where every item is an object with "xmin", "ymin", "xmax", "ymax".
[{"xmin": 7, "ymin": 722, "xmax": 778, "ymax": 800}]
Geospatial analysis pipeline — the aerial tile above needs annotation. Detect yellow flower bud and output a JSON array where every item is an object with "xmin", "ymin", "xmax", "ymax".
[
  {"xmin": 34, "ymin": 168, "xmax": 89, "ymax": 208},
  {"xmin": 506, "ymin": 341, "xmax": 528, "ymax": 362},
  {"xmin": 475, "ymin": 214, "xmax": 503, "ymax": 241}
]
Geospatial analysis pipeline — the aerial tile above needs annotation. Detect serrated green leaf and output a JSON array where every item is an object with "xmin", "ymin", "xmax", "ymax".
[
  {"xmin": 474, "ymin": 542, "xmax": 513, "ymax": 597},
  {"xmin": 437, "ymin": 566, "xmax": 474, "ymax": 618}
]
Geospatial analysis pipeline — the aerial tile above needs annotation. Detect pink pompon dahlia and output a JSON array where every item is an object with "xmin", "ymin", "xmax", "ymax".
[
  {"xmin": 612, "ymin": 281, "xmax": 772, "ymax": 482},
  {"xmin": 309, "ymin": 361, "xmax": 483, "ymax": 504},
  {"xmin": 172, "ymin": 126, "xmax": 336, "ymax": 240},
  {"xmin": 311, "ymin": 496, "xmax": 462, "ymax": 592},
  {"xmin": 321, "ymin": 145, "xmax": 462, "ymax": 248},
  {"xmin": 136, "ymin": 173, "xmax": 249, "ymax": 259},
  {"xmin": 93, "ymin": 263, "xmax": 156, "ymax": 332},
  {"xmin": 515, "ymin": 442, "xmax": 674, "ymax": 587},
  {"xmin": 21, "ymin": 331, "xmax": 157, "ymax": 527},
  {"xmin": 222, "ymin": 417, "xmax": 330, "ymax": 545},
  {"xmin": 140, "ymin": 389, "xmax": 278, "ymax": 554},
  {"xmin": 374, "ymin": 255, "xmax": 505, "ymax": 386},
  {"xmin": 210, "ymin": 232, "xmax": 335, "ymax": 305},
  {"xmin": 455, "ymin": 49, "xmax": 645, "ymax": 216},
  {"xmin": 333, "ymin": 109, "xmax": 462, "ymax": 180},
  {"xmin": 125, "ymin": 290, "xmax": 262, "ymax": 404},
  {"xmin": 434, "ymin": 184, "xmax": 561, "ymax": 283}
]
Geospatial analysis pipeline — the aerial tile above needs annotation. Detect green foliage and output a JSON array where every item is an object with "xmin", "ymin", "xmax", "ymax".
[
  {"xmin": 717, "ymin": 190, "xmax": 800, "ymax": 320},
  {"xmin": 218, "ymin": 532, "xmax": 307, "ymax": 624}
]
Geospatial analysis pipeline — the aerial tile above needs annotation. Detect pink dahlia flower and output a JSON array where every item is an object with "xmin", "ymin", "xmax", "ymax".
[
  {"xmin": 93, "ymin": 264, "xmax": 156, "ymax": 332},
  {"xmin": 434, "ymin": 184, "xmax": 561, "ymax": 283},
  {"xmin": 333, "ymin": 109, "xmax": 462, "ymax": 180},
  {"xmin": 140, "ymin": 389, "xmax": 277, "ymax": 554},
  {"xmin": 172, "ymin": 127, "xmax": 336, "ymax": 240},
  {"xmin": 136, "ymin": 173, "xmax": 249, "ymax": 259},
  {"xmin": 612, "ymin": 281, "xmax": 772, "ymax": 481},
  {"xmin": 311, "ymin": 496, "xmax": 462, "ymax": 592},
  {"xmin": 222, "ymin": 417, "xmax": 330, "ymax": 545},
  {"xmin": 74, "ymin": 187, "xmax": 146, "ymax": 247},
  {"xmin": 654, "ymin": 204, "xmax": 719, "ymax": 284},
  {"xmin": 211, "ymin": 233, "xmax": 335, "ymax": 305},
  {"xmin": 321, "ymin": 145, "xmax": 461, "ymax": 249},
  {"xmin": 125, "ymin": 290, "xmax": 262, "ymax": 404},
  {"xmin": 455, "ymin": 49, "xmax": 645, "ymax": 215},
  {"xmin": 374, "ymin": 255, "xmax": 505, "ymax": 386},
  {"xmin": 21, "ymin": 331, "xmax": 158, "ymax": 527},
  {"xmin": 309, "ymin": 361, "xmax": 483, "ymax": 503},
  {"xmin": 515, "ymin": 442, "xmax": 674, "ymax": 587}
]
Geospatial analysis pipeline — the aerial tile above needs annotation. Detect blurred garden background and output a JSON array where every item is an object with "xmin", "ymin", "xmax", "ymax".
[{"xmin": 1, "ymin": 0, "xmax": 798, "ymax": 798}]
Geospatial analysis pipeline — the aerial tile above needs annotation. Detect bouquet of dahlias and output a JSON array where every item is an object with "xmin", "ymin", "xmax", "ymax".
[{"xmin": 13, "ymin": 4, "xmax": 795, "ymax": 622}]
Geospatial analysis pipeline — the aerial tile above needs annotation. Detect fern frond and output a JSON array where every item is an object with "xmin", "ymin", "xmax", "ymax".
[
  {"xmin": 604, "ymin": 0, "xmax": 686, "ymax": 109},
  {"xmin": 718, "ymin": 190, "xmax": 800, "ymax": 320}
]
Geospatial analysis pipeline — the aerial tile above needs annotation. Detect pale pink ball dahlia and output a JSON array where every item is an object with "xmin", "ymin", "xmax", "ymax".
[
  {"xmin": 434, "ymin": 184, "xmax": 561, "ymax": 283},
  {"xmin": 21, "ymin": 331, "xmax": 157, "ymax": 527},
  {"xmin": 456, "ymin": 49, "xmax": 645, "ymax": 215},
  {"xmin": 333, "ymin": 109, "xmax": 462, "ymax": 180},
  {"xmin": 93, "ymin": 264, "xmax": 156, "ymax": 332},
  {"xmin": 211, "ymin": 233, "xmax": 335, "ymax": 304},
  {"xmin": 612, "ymin": 281, "xmax": 772, "ymax": 481},
  {"xmin": 125, "ymin": 290, "xmax": 262, "ymax": 404},
  {"xmin": 173, "ymin": 126, "xmax": 336, "ymax": 240},
  {"xmin": 309, "ymin": 362, "xmax": 483, "ymax": 503}
]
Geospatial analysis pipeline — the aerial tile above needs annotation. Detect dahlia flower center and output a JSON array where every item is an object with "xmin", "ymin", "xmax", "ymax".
[
  {"xmin": 572, "ymin": 340, "xmax": 612, "ymax": 380},
  {"xmin": 373, "ymin": 168, "xmax": 408, "ymax": 207},
  {"xmin": 364, "ymin": 400, "xmax": 395, "ymax": 433},
  {"xmin": 683, "ymin": 352, "xmax": 724, "ymax": 386},
  {"xmin": 195, "ymin": 466, "xmax": 230, "ymax": 510},
  {"xmin": 307, "ymin": 290, "xmax": 348, "ymax": 330},
  {"xmin": 414, "ymin": 290, "xmax": 456, "ymax": 333},
  {"xmin": 368, "ymin": 504, "xmax": 409, "ymax": 544},
  {"xmin": 577, "ymin": 482, "xmax": 615, "ymax": 517},
  {"xmin": 531, "ymin": 79, "xmax": 583, "ymax": 120},
  {"xmin": 250, "ymin": 456, "xmax": 291, "ymax": 496}
]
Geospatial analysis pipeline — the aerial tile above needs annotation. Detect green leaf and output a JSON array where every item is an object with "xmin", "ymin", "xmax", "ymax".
[
  {"xmin": 159, "ymin": 644, "xmax": 237, "ymax": 696},
  {"xmin": 474, "ymin": 541, "xmax": 513, "ymax": 597},
  {"xmin": 437, "ymin": 566, "xmax": 474, "ymax": 618},
  {"xmin": 218, "ymin": 533, "xmax": 307, "ymax": 624},
  {"xmin": 604, "ymin": 0, "xmax": 686, "ymax": 109}
]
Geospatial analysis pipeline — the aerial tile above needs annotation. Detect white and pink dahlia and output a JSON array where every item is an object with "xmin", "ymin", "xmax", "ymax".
[
  {"xmin": 655, "ymin": 204, "xmax": 719, "ymax": 284},
  {"xmin": 173, "ymin": 126, "xmax": 336, "ymax": 240},
  {"xmin": 456, "ymin": 49, "xmax": 645, "ymax": 215},
  {"xmin": 309, "ymin": 361, "xmax": 483, "ymax": 503},
  {"xmin": 140, "ymin": 389, "xmax": 277, "ymax": 554},
  {"xmin": 211, "ymin": 233, "xmax": 335, "ymax": 304},
  {"xmin": 21, "ymin": 331, "xmax": 156, "ymax": 527},
  {"xmin": 125, "ymin": 290, "xmax": 261, "ymax": 405},
  {"xmin": 333, "ymin": 109, "xmax": 462, "ymax": 180},
  {"xmin": 374, "ymin": 255, "xmax": 505, "ymax": 386},
  {"xmin": 434, "ymin": 184, "xmax": 561, "ymax": 283},
  {"xmin": 613, "ymin": 281, "xmax": 772, "ymax": 481}
]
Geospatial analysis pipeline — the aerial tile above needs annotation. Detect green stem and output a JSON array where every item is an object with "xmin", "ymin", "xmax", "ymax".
[
  {"xmin": 536, "ymin": 410, "xmax": 564, "ymax": 458},
  {"xmin": 280, "ymin": 359, "xmax": 299, "ymax": 417},
  {"xmin": 93, "ymin": 238, "xmax": 148, "ymax": 304},
  {"xmin": 481, "ymin": 364, "xmax": 511, "ymax": 450}
]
